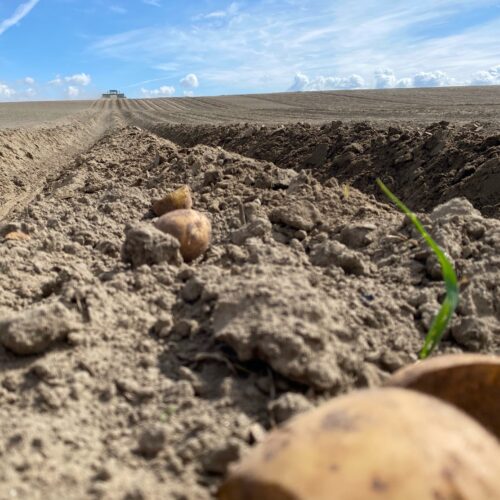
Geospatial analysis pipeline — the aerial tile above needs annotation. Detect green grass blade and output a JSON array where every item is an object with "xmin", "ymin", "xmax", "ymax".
[{"xmin": 376, "ymin": 178, "xmax": 459, "ymax": 359}]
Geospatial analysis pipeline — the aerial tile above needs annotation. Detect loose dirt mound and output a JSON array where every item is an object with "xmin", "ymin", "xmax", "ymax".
[{"xmin": 1, "ymin": 123, "xmax": 498, "ymax": 499}]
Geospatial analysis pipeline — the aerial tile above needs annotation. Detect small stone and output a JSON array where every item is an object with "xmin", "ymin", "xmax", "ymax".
[
  {"xmin": 346, "ymin": 142, "xmax": 364, "ymax": 154},
  {"xmin": 451, "ymin": 317, "xmax": 492, "ymax": 350},
  {"xmin": 294, "ymin": 230, "xmax": 307, "ymax": 241},
  {"xmin": 269, "ymin": 202, "xmax": 320, "ymax": 232},
  {"xmin": 231, "ymin": 217, "xmax": 272, "ymax": 245},
  {"xmin": 310, "ymin": 240, "xmax": 368, "ymax": 275},
  {"xmin": 172, "ymin": 318, "xmax": 199, "ymax": 338},
  {"xmin": 153, "ymin": 315, "xmax": 174, "ymax": 338},
  {"xmin": 204, "ymin": 169, "xmax": 223, "ymax": 186},
  {"xmin": 181, "ymin": 278, "xmax": 204, "ymax": 302},
  {"xmin": 137, "ymin": 426, "xmax": 167, "ymax": 458},
  {"xmin": 268, "ymin": 393, "xmax": 313, "ymax": 424},
  {"xmin": 95, "ymin": 239, "xmax": 119, "ymax": 257},
  {"xmin": 93, "ymin": 466, "xmax": 112, "ymax": 482},
  {"xmin": 340, "ymin": 223, "xmax": 376, "ymax": 248},
  {"xmin": 203, "ymin": 439, "xmax": 243, "ymax": 475},
  {"xmin": 247, "ymin": 423, "xmax": 266, "ymax": 444},
  {"xmin": 122, "ymin": 223, "xmax": 183, "ymax": 268},
  {"xmin": 466, "ymin": 222, "xmax": 485, "ymax": 240}
]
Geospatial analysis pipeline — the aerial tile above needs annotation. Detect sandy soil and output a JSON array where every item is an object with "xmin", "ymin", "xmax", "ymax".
[{"xmin": 0, "ymin": 89, "xmax": 499, "ymax": 499}]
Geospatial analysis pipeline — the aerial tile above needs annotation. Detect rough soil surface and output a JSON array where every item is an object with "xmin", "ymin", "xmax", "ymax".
[{"xmin": 0, "ymin": 91, "xmax": 499, "ymax": 499}]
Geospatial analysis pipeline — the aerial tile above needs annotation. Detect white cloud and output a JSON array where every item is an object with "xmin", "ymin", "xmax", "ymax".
[
  {"xmin": 0, "ymin": 0, "xmax": 39, "ymax": 36},
  {"xmin": 413, "ymin": 71, "xmax": 452, "ymax": 87},
  {"xmin": 183, "ymin": 90, "xmax": 194, "ymax": 97},
  {"xmin": 395, "ymin": 78, "xmax": 413, "ymax": 88},
  {"xmin": 67, "ymin": 86, "xmax": 80, "ymax": 97},
  {"xmin": 0, "ymin": 83, "xmax": 16, "ymax": 98},
  {"xmin": 24, "ymin": 76, "xmax": 35, "ymax": 85},
  {"xmin": 49, "ymin": 73, "xmax": 91, "ymax": 86},
  {"xmin": 65, "ymin": 73, "xmax": 91, "ymax": 86},
  {"xmin": 470, "ymin": 70, "xmax": 495, "ymax": 86},
  {"xmin": 180, "ymin": 73, "xmax": 199, "ymax": 89},
  {"xmin": 470, "ymin": 65, "xmax": 500, "ymax": 85},
  {"xmin": 372, "ymin": 68, "xmax": 460, "ymax": 89},
  {"xmin": 289, "ymin": 72, "xmax": 309, "ymax": 91},
  {"xmin": 289, "ymin": 73, "xmax": 365, "ymax": 92},
  {"xmin": 143, "ymin": 0, "xmax": 161, "ymax": 6},
  {"xmin": 374, "ymin": 69, "xmax": 396, "ymax": 88},
  {"xmin": 49, "ymin": 75, "xmax": 63, "ymax": 85},
  {"xmin": 141, "ymin": 85, "xmax": 175, "ymax": 97}
]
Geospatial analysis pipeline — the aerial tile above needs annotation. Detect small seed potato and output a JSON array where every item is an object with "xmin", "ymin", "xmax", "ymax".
[
  {"xmin": 219, "ymin": 388, "xmax": 500, "ymax": 500},
  {"xmin": 386, "ymin": 353, "xmax": 500, "ymax": 438},
  {"xmin": 154, "ymin": 209, "xmax": 211, "ymax": 262},
  {"xmin": 152, "ymin": 185, "xmax": 193, "ymax": 217}
]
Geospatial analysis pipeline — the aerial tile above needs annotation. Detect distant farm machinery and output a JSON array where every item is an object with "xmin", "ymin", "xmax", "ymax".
[{"xmin": 101, "ymin": 89, "xmax": 126, "ymax": 99}]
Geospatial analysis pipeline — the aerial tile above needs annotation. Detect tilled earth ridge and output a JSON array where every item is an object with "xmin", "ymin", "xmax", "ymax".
[
  {"xmin": 139, "ymin": 120, "xmax": 500, "ymax": 218},
  {"xmin": 0, "ymin": 125, "xmax": 499, "ymax": 500},
  {"xmin": 0, "ymin": 105, "xmax": 120, "ymax": 220}
]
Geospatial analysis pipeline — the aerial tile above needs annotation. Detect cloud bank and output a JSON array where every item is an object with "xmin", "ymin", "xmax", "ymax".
[
  {"xmin": 290, "ymin": 64, "xmax": 500, "ymax": 92},
  {"xmin": 289, "ymin": 72, "xmax": 365, "ymax": 91}
]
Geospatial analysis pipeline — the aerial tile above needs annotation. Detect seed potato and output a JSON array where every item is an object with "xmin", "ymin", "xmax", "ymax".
[
  {"xmin": 152, "ymin": 185, "xmax": 193, "ymax": 216},
  {"xmin": 154, "ymin": 209, "xmax": 211, "ymax": 262},
  {"xmin": 219, "ymin": 388, "xmax": 500, "ymax": 500},
  {"xmin": 386, "ymin": 354, "xmax": 500, "ymax": 438}
]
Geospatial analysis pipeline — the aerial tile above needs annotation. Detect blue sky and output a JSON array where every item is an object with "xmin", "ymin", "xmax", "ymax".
[{"xmin": 1, "ymin": 0, "xmax": 500, "ymax": 101}]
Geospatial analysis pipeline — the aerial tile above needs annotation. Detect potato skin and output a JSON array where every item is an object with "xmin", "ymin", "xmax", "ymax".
[
  {"xmin": 152, "ymin": 185, "xmax": 193, "ymax": 217},
  {"xmin": 219, "ymin": 388, "xmax": 500, "ymax": 500},
  {"xmin": 154, "ymin": 209, "xmax": 211, "ymax": 262},
  {"xmin": 386, "ymin": 354, "xmax": 500, "ymax": 438}
]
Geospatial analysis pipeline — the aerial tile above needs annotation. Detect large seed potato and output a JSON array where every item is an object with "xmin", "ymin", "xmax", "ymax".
[
  {"xmin": 219, "ymin": 388, "xmax": 500, "ymax": 500},
  {"xmin": 152, "ymin": 185, "xmax": 193, "ymax": 216},
  {"xmin": 154, "ymin": 209, "xmax": 211, "ymax": 262},
  {"xmin": 386, "ymin": 354, "xmax": 500, "ymax": 438}
]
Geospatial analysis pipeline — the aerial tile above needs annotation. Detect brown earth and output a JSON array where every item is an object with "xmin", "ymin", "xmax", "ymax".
[{"xmin": 0, "ymin": 88, "xmax": 499, "ymax": 500}]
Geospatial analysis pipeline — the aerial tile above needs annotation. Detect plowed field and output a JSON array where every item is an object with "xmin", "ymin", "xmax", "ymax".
[{"xmin": 1, "ymin": 87, "xmax": 499, "ymax": 499}]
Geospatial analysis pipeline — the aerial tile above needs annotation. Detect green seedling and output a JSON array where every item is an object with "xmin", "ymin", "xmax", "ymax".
[{"xmin": 376, "ymin": 179, "xmax": 459, "ymax": 359}]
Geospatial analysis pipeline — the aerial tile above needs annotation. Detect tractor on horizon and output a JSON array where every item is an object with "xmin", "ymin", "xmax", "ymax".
[{"xmin": 102, "ymin": 89, "xmax": 126, "ymax": 99}]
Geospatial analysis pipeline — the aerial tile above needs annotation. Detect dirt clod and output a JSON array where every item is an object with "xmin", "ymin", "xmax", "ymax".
[
  {"xmin": 0, "ymin": 302, "xmax": 78, "ymax": 355},
  {"xmin": 137, "ymin": 426, "xmax": 167, "ymax": 458},
  {"xmin": 122, "ymin": 223, "xmax": 183, "ymax": 268}
]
